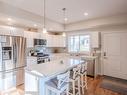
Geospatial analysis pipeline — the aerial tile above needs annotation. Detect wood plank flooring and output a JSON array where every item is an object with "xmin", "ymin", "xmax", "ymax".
[
  {"xmin": 85, "ymin": 76, "xmax": 121, "ymax": 95},
  {"xmin": 0, "ymin": 76, "xmax": 122, "ymax": 95}
]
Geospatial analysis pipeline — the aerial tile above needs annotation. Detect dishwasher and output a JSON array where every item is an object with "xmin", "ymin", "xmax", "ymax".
[{"xmin": 87, "ymin": 60, "xmax": 94, "ymax": 77}]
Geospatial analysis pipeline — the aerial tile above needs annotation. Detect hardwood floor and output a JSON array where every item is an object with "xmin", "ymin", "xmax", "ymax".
[
  {"xmin": 0, "ymin": 76, "xmax": 122, "ymax": 95},
  {"xmin": 85, "ymin": 76, "xmax": 121, "ymax": 95}
]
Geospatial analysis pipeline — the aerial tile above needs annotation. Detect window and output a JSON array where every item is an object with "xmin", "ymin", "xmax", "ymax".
[{"xmin": 68, "ymin": 35, "xmax": 90, "ymax": 52}]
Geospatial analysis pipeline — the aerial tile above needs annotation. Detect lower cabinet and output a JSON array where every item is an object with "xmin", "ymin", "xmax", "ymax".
[{"xmin": 25, "ymin": 72, "xmax": 39, "ymax": 94}]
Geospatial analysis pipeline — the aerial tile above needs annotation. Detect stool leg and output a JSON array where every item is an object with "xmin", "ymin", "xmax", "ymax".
[
  {"xmin": 81, "ymin": 75, "xmax": 84, "ymax": 95},
  {"xmin": 78, "ymin": 77, "xmax": 81, "ymax": 95},
  {"xmin": 73, "ymin": 81, "xmax": 75, "ymax": 95},
  {"xmin": 85, "ymin": 74, "xmax": 88, "ymax": 89}
]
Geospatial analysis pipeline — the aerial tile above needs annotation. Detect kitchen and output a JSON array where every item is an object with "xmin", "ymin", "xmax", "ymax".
[{"xmin": 0, "ymin": 0, "xmax": 127, "ymax": 95}]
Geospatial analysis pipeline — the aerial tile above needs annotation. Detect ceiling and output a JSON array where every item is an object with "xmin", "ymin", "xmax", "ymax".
[{"xmin": 0, "ymin": 0, "xmax": 127, "ymax": 24}]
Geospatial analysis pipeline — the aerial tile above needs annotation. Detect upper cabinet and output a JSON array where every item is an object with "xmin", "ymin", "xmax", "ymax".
[
  {"xmin": 0, "ymin": 28, "xmax": 10, "ymax": 35},
  {"xmin": 46, "ymin": 34, "xmax": 66, "ymax": 47},
  {"xmin": 91, "ymin": 32, "xmax": 100, "ymax": 48},
  {"xmin": 24, "ymin": 31, "xmax": 34, "ymax": 48},
  {"xmin": 45, "ymin": 34, "xmax": 53, "ymax": 47},
  {"xmin": 10, "ymin": 28, "xmax": 24, "ymax": 36},
  {"xmin": 24, "ymin": 31, "xmax": 66, "ymax": 48},
  {"xmin": 0, "ymin": 26, "xmax": 24, "ymax": 37}
]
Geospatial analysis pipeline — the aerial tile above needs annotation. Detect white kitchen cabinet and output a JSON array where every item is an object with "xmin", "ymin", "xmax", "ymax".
[
  {"xmin": 46, "ymin": 34, "xmax": 66, "ymax": 47},
  {"xmin": 0, "ymin": 26, "xmax": 11, "ymax": 35},
  {"xmin": 45, "ymin": 34, "xmax": 53, "ymax": 47},
  {"xmin": 24, "ymin": 31, "xmax": 34, "ymax": 48},
  {"xmin": 10, "ymin": 28, "xmax": 24, "ymax": 36},
  {"xmin": 53, "ymin": 35, "xmax": 66, "ymax": 47},
  {"xmin": 59, "ymin": 35, "xmax": 66, "ymax": 47},
  {"xmin": 24, "ymin": 31, "xmax": 45, "ymax": 48},
  {"xmin": 25, "ymin": 72, "xmax": 39, "ymax": 94},
  {"xmin": 24, "ymin": 31, "xmax": 66, "ymax": 48},
  {"xmin": 91, "ymin": 32, "xmax": 100, "ymax": 48},
  {"xmin": 0, "ymin": 26, "xmax": 24, "ymax": 36},
  {"xmin": 32, "ymin": 32, "xmax": 41, "ymax": 39}
]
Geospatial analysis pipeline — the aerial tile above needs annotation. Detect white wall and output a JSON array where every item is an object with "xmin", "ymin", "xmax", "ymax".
[{"xmin": 66, "ymin": 14, "xmax": 127, "ymax": 31}]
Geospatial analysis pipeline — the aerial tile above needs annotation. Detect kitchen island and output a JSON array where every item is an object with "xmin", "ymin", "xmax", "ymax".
[{"xmin": 25, "ymin": 57, "xmax": 84, "ymax": 95}]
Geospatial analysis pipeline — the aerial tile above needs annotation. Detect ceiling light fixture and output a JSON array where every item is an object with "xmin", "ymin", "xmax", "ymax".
[
  {"xmin": 42, "ymin": 0, "xmax": 47, "ymax": 34},
  {"xmin": 34, "ymin": 24, "xmax": 37, "ymax": 27},
  {"xmin": 62, "ymin": 8, "xmax": 67, "ymax": 37},
  {"xmin": 64, "ymin": 18, "xmax": 68, "ymax": 21},
  {"xmin": 84, "ymin": 12, "xmax": 88, "ymax": 16},
  {"xmin": 7, "ymin": 18, "xmax": 12, "ymax": 21}
]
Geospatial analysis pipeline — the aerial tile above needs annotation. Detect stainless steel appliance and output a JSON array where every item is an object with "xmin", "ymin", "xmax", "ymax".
[
  {"xmin": 0, "ymin": 35, "xmax": 26, "ymax": 91},
  {"xmin": 36, "ymin": 53, "xmax": 50, "ymax": 64},
  {"xmin": 34, "ymin": 39, "xmax": 47, "ymax": 46},
  {"xmin": 0, "ymin": 35, "xmax": 26, "ymax": 72}
]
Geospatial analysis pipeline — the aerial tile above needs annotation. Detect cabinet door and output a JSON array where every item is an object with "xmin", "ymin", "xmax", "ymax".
[
  {"xmin": 46, "ymin": 34, "xmax": 53, "ymax": 47},
  {"xmin": 32, "ymin": 32, "xmax": 41, "ymax": 39},
  {"xmin": 52, "ymin": 35, "xmax": 66, "ymax": 47},
  {"xmin": 0, "ymin": 27, "xmax": 11, "ymax": 35},
  {"xmin": 53, "ymin": 35, "xmax": 59, "ymax": 47},
  {"xmin": 10, "ymin": 29, "xmax": 24, "ymax": 36},
  {"xmin": 44, "ymin": 34, "xmax": 66, "ymax": 47},
  {"xmin": 60, "ymin": 36, "xmax": 66, "ymax": 47},
  {"xmin": 91, "ymin": 32, "xmax": 99, "ymax": 48},
  {"xmin": 24, "ymin": 31, "xmax": 34, "ymax": 48}
]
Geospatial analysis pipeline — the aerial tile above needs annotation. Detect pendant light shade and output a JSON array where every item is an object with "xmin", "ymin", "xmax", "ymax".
[
  {"xmin": 43, "ymin": 27, "xmax": 47, "ymax": 34},
  {"xmin": 43, "ymin": 0, "xmax": 47, "ymax": 33},
  {"xmin": 62, "ymin": 32, "xmax": 66, "ymax": 37}
]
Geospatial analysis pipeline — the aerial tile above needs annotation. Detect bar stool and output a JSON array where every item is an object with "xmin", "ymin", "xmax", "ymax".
[
  {"xmin": 45, "ymin": 71, "xmax": 70, "ymax": 95},
  {"xmin": 79, "ymin": 62, "xmax": 88, "ymax": 95},
  {"xmin": 69, "ymin": 66, "xmax": 81, "ymax": 95}
]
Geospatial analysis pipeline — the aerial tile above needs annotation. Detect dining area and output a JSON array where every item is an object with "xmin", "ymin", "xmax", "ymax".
[{"xmin": 25, "ymin": 57, "xmax": 88, "ymax": 95}]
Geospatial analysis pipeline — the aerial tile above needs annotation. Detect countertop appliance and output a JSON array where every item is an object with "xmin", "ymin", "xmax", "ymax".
[{"xmin": 0, "ymin": 35, "xmax": 26, "ymax": 72}]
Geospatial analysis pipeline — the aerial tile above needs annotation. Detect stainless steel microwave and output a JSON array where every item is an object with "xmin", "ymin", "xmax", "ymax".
[{"xmin": 34, "ymin": 39, "xmax": 47, "ymax": 46}]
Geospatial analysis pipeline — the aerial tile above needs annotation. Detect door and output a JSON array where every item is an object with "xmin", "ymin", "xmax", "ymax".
[{"xmin": 103, "ymin": 32, "xmax": 127, "ymax": 79}]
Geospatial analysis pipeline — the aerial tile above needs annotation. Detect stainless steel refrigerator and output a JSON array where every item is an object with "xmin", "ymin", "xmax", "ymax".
[{"xmin": 0, "ymin": 35, "xmax": 26, "ymax": 91}]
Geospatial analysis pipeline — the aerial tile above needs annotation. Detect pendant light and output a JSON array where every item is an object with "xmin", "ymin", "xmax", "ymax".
[
  {"xmin": 62, "ymin": 8, "xmax": 67, "ymax": 37},
  {"xmin": 43, "ymin": 0, "xmax": 47, "ymax": 33}
]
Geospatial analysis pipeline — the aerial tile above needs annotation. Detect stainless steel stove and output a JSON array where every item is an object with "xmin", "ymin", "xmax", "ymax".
[{"xmin": 36, "ymin": 53, "xmax": 50, "ymax": 64}]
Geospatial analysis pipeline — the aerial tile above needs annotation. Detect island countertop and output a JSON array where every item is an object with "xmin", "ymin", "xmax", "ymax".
[
  {"xmin": 25, "ymin": 57, "xmax": 85, "ymax": 95},
  {"xmin": 26, "ymin": 57, "xmax": 84, "ymax": 77}
]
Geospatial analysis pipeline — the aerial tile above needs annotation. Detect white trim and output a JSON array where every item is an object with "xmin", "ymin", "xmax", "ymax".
[{"xmin": 67, "ymin": 34, "xmax": 91, "ymax": 54}]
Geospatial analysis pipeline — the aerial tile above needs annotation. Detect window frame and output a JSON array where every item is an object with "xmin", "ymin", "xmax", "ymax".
[{"xmin": 68, "ymin": 34, "xmax": 91, "ymax": 54}]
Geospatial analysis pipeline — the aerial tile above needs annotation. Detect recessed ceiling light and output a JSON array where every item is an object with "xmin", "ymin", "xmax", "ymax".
[
  {"xmin": 34, "ymin": 24, "xmax": 37, "ymax": 27},
  {"xmin": 84, "ymin": 12, "xmax": 88, "ymax": 16},
  {"xmin": 64, "ymin": 18, "xmax": 68, "ymax": 21},
  {"xmin": 7, "ymin": 18, "xmax": 12, "ymax": 21}
]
